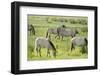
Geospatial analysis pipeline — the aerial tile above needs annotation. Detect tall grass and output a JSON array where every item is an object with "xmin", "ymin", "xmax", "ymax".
[{"xmin": 27, "ymin": 15, "xmax": 88, "ymax": 61}]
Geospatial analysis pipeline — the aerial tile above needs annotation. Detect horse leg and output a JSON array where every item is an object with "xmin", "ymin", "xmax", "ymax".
[
  {"xmin": 36, "ymin": 48, "xmax": 38, "ymax": 56},
  {"xmin": 38, "ymin": 47, "xmax": 41, "ymax": 57},
  {"xmin": 55, "ymin": 35, "xmax": 58, "ymax": 39},
  {"xmin": 47, "ymin": 49, "xmax": 50, "ymax": 57},
  {"xmin": 56, "ymin": 33, "xmax": 60, "ymax": 39},
  {"xmin": 70, "ymin": 43, "xmax": 74, "ymax": 51},
  {"xmin": 30, "ymin": 30, "xmax": 32, "ymax": 35},
  {"xmin": 32, "ymin": 30, "xmax": 34, "ymax": 35},
  {"xmin": 49, "ymin": 34, "xmax": 51, "ymax": 40},
  {"xmin": 81, "ymin": 46, "xmax": 86, "ymax": 54},
  {"xmin": 33, "ymin": 30, "xmax": 35, "ymax": 35},
  {"xmin": 32, "ymin": 48, "xmax": 34, "ymax": 56},
  {"xmin": 71, "ymin": 35, "xmax": 74, "ymax": 38},
  {"xmin": 32, "ymin": 28, "xmax": 35, "ymax": 35},
  {"xmin": 32, "ymin": 30, "xmax": 35, "ymax": 35},
  {"xmin": 61, "ymin": 36, "xmax": 63, "ymax": 40},
  {"xmin": 29, "ymin": 30, "xmax": 31, "ymax": 35},
  {"xmin": 72, "ymin": 34, "xmax": 75, "ymax": 38},
  {"xmin": 53, "ymin": 50, "xmax": 56, "ymax": 58},
  {"xmin": 85, "ymin": 45, "xmax": 88, "ymax": 53},
  {"xmin": 58, "ymin": 35, "xmax": 60, "ymax": 39}
]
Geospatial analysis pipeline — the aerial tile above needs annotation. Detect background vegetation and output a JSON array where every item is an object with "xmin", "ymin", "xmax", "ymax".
[{"xmin": 28, "ymin": 15, "xmax": 88, "ymax": 61}]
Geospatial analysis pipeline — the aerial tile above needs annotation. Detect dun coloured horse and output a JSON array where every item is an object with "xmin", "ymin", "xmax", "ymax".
[
  {"xmin": 34, "ymin": 37, "xmax": 56, "ymax": 57},
  {"xmin": 70, "ymin": 37, "xmax": 88, "ymax": 52},
  {"xmin": 57, "ymin": 28, "xmax": 78, "ymax": 40},
  {"xmin": 46, "ymin": 25, "xmax": 66, "ymax": 39}
]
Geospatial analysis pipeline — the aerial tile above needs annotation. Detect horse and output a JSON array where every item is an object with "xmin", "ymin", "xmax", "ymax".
[
  {"xmin": 46, "ymin": 28, "xmax": 57, "ymax": 39},
  {"xmin": 28, "ymin": 24, "xmax": 35, "ymax": 35},
  {"xmin": 34, "ymin": 37, "xmax": 56, "ymax": 57},
  {"xmin": 46, "ymin": 25, "xmax": 66, "ymax": 39},
  {"xmin": 57, "ymin": 28, "xmax": 78, "ymax": 40},
  {"xmin": 70, "ymin": 37, "xmax": 88, "ymax": 52}
]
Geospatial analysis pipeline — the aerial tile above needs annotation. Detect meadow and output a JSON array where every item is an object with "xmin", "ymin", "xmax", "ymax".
[{"xmin": 27, "ymin": 15, "xmax": 88, "ymax": 61}]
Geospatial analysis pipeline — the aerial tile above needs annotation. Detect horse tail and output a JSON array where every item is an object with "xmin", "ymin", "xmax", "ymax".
[
  {"xmin": 48, "ymin": 40, "xmax": 56, "ymax": 57},
  {"xmin": 46, "ymin": 29, "xmax": 49, "ymax": 38},
  {"xmin": 70, "ymin": 40, "xmax": 74, "ymax": 51},
  {"xmin": 84, "ymin": 38, "xmax": 88, "ymax": 46},
  {"xmin": 48, "ymin": 40, "xmax": 56, "ymax": 51}
]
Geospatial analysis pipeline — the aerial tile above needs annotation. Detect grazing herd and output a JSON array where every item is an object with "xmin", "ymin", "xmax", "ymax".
[
  {"xmin": 28, "ymin": 24, "xmax": 88, "ymax": 58},
  {"xmin": 46, "ymin": 25, "xmax": 78, "ymax": 40}
]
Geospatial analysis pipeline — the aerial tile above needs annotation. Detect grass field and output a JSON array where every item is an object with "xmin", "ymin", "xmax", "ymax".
[{"xmin": 27, "ymin": 15, "xmax": 88, "ymax": 61}]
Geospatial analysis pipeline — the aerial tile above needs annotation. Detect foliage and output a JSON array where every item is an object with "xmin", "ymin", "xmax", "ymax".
[{"xmin": 28, "ymin": 15, "xmax": 88, "ymax": 61}]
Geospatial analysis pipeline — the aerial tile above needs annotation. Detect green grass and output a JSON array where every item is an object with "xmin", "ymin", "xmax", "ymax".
[{"xmin": 27, "ymin": 15, "xmax": 88, "ymax": 61}]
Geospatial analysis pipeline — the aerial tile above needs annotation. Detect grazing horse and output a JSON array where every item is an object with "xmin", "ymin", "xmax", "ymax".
[
  {"xmin": 28, "ymin": 24, "xmax": 35, "ymax": 35},
  {"xmin": 34, "ymin": 37, "xmax": 56, "ymax": 57},
  {"xmin": 46, "ymin": 28, "xmax": 57, "ymax": 39},
  {"xmin": 57, "ymin": 28, "xmax": 78, "ymax": 40},
  {"xmin": 46, "ymin": 25, "xmax": 66, "ymax": 39},
  {"xmin": 70, "ymin": 37, "xmax": 88, "ymax": 52}
]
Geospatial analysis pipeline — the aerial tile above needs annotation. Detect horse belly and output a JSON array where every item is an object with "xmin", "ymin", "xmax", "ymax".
[
  {"xmin": 75, "ymin": 39, "xmax": 85, "ymax": 46},
  {"xmin": 39, "ymin": 40, "xmax": 49, "ymax": 48},
  {"xmin": 60, "ymin": 31, "xmax": 71, "ymax": 36}
]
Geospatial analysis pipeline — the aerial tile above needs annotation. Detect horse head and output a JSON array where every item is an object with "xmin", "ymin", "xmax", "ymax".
[
  {"xmin": 61, "ymin": 25, "xmax": 66, "ymax": 28},
  {"xmin": 75, "ymin": 29, "xmax": 79, "ymax": 34}
]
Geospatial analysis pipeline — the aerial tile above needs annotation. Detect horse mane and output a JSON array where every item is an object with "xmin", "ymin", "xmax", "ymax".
[{"xmin": 48, "ymin": 40, "xmax": 56, "ymax": 51}]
